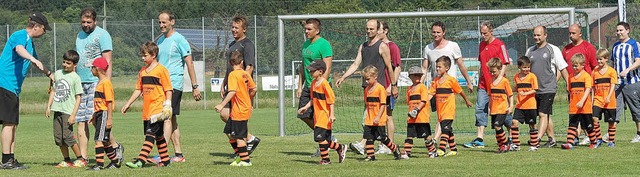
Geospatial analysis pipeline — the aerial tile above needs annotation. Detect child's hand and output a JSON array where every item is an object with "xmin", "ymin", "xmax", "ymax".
[
  {"xmin": 373, "ymin": 118, "xmax": 380, "ymax": 124},
  {"xmin": 297, "ymin": 107, "xmax": 308, "ymax": 115},
  {"xmin": 519, "ymin": 91, "xmax": 527, "ymax": 96},
  {"xmin": 214, "ymin": 104, "xmax": 224, "ymax": 113},
  {"xmin": 335, "ymin": 78, "xmax": 345, "ymax": 88},
  {"xmin": 45, "ymin": 109, "xmax": 51, "ymax": 118},
  {"xmin": 329, "ymin": 115, "xmax": 336, "ymax": 123},
  {"xmin": 121, "ymin": 104, "xmax": 130, "ymax": 114},
  {"xmin": 465, "ymin": 100, "xmax": 473, "ymax": 108},
  {"xmin": 605, "ymin": 97, "xmax": 611, "ymax": 104},
  {"xmin": 506, "ymin": 106, "xmax": 513, "ymax": 115},
  {"xmin": 106, "ymin": 117, "xmax": 113, "ymax": 129},
  {"xmin": 577, "ymin": 101, "xmax": 584, "ymax": 109},
  {"xmin": 68, "ymin": 115, "xmax": 76, "ymax": 125}
]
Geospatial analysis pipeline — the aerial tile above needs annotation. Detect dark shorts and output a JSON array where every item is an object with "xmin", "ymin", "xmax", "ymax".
[
  {"xmin": 386, "ymin": 96, "xmax": 395, "ymax": 116},
  {"xmin": 297, "ymin": 87, "xmax": 313, "ymax": 119},
  {"xmin": 0, "ymin": 87, "xmax": 19, "ymax": 125},
  {"xmin": 93, "ymin": 111, "xmax": 111, "ymax": 142},
  {"xmin": 514, "ymin": 109, "xmax": 538, "ymax": 124},
  {"xmin": 363, "ymin": 126, "xmax": 387, "ymax": 140},
  {"xmin": 172, "ymin": 89, "xmax": 183, "ymax": 115},
  {"xmin": 440, "ymin": 120, "xmax": 454, "ymax": 134},
  {"xmin": 535, "ymin": 93, "xmax": 555, "ymax": 115},
  {"xmin": 569, "ymin": 114, "xmax": 594, "ymax": 129},
  {"xmin": 430, "ymin": 97, "xmax": 437, "ymax": 112},
  {"xmin": 143, "ymin": 120, "xmax": 164, "ymax": 137},
  {"xmin": 491, "ymin": 114, "xmax": 507, "ymax": 129},
  {"xmin": 230, "ymin": 120, "xmax": 248, "ymax": 139},
  {"xmin": 313, "ymin": 127, "xmax": 332, "ymax": 142},
  {"xmin": 53, "ymin": 112, "xmax": 77, "ymax": 146},
  {"xmin": 593, "ymin": 106, "xmax": 617, "ymax": 122},
  {"xmin": 223, "ymin": 119, "xmax": 232, "ymax": 134},
  {"xmin": 407, "ymin": 123, "xmax": 431, "ymax": 138}
]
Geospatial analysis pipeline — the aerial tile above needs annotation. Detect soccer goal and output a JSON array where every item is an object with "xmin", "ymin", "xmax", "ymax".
[{"xmin": 277, "ymin": 8, "xmax": 580, "ymax": 136}]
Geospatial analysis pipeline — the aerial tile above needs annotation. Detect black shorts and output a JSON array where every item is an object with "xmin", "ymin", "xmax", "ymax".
[
  {"xmin": 0, "ymin": 87, "xmax": 19, "ymax": 125},
  {"xmin": 535, "ymin": 93, "xmax": 555, "ymax": 115},
  {"xmin": 172, "ymin": 89, "xmax": 183, "ymax": 115},
  {"xmin": 363, "ymin": 126, "xmax": 387, "ymax": 140},
  {"xmin": 514, "ymin": 109, "xmax": 538, "ymax": 124},
  {"xmin": 230, "ymin": 120, "xmax": 248, "ymax": 139},
  {"xmin": 407, "ymin": 123, "xmax": 431, "ymax": 138},
  {"xmin": 143, "ymin": 120, "xmax": 164, "ymax": 137},
  {"xmin": 491, "ymin": 114, "xmax": 507, "ymax": 129},
  {"xmin": 440, "ymin": 120, "xmax": 454, "ymax": 134},
  {"xmin": 93, "ymin": 111, "xmax": 111, "ymax": 142},
  {"xmin": 223, "ymin": 119, "xmax": 232, "ymax": 134},
  {"xmin": 569, "ymin": 114, "xmax": 594, "ymax": 129},
  {"xmin": 297, "ymin": 87, "xmax": 313, "ymax": 119},
  {"xmin": 430, "ymin": 97, "xmax": 437, "ymax": 112},
  {"xmin": 313, "ymin": 127, "xmax": 332, "ymax": 142},
  {"xmin": 593, "ymin": 106, "xmax": 617, "ymax": 122}
]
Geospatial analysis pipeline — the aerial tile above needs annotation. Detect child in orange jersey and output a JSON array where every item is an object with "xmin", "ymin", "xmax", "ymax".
[
  {"xmin": 562, "ymin": 53, "xmax": 598, "ymax": 150},
  {"xmin": 511, "ymin": 56, "xmax": 541, "ymax": 152},
  {"xmin": 361, "ymin": 65, "xmax": 401, "ymax": 161},
  {"xmin": 86, "ymin": 57, "xmax": 119, "ymax": 170},
  {"xmin": 122, "ymin": 42, "xmax": 173, "ymax": 168},
  {"xmin": 486, "ymin": 58, "xmax": 514, "ymax": 153},
  {"xmin": 214, "ymin": 51, "xmax": 257, "ymax": 166},
  {"xmin": 592, "ymin": 49, "xmax": 617, "ymax": 147},
  {"xmin": 399, "ymin": 66, "xmax": 436, "ymax": 159},
  {"xmin": 298, "ymin": 60, "xmax": 346, "ymax": 165},
  {"xmin": 430, "ymin": 56, "xmax": 473, "ymax": 157}
]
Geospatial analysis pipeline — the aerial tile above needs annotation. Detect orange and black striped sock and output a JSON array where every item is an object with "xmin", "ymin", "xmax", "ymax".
[
  {"xmin": 566, "ymin": 126, "xmax": 577, "ymax": 144},
  {"xmin": 105, "ymin": 146, "xmax": 117, "ymax": 161},
  {"xmin": 319, "ymin": 143, "xmax": 330, "ymax": 162},
  {"xmin": 365, "ymin": 140, "xmax": 375, "ymax": 158},
  {"xmin": 381, "ymin": 137, "xmax": 398, "ymax": 152},
  {"xmin": 229, "ymin": 139, "xmax": 238, "ymax": 155},
  {"xmin": 95, "ymin": 144, "xmax": 105, "ymax": 167},
  {"xmin": 608, "ymin": 124, "xmax": 617, "ymax": 142},
  {"xmin": 439, "ymin": 134, "xmax": 449, "ymax": 151},
  {"xmin": 136, "ymin": 135, "xmax": 155, "ymax": 164},
  {"xmin": 448, "ymin": 133, "xmax": 457, "ymax": 151},
  {"xmin": 586, "ymin": 127, "xmax": 596, "ymax": 145},
  {"xmin": 510, "ymin": 125, "xmax": 520, "ymax": 146},
  {"xmin": 495, "ymin": 129, "xmax": 506, "ymax": 147},
  {"xmin": 404, "ymin": 139, "xmax": 413, "ymax": 156},
  {"xmin": 425, "ymin": 138, "xmax": 436, "ymax": 153},
  {"xmin": 238, "ymin": 145, "xmax": 250, "ymax": 163},
  {"xmin": 156, "ymin": 136, "xmax": 170, "ymax": 166},
  {"xmin": 329, "ymin": 141, "xmax": 340, "ymax": 150},
  {"xmin": 529, "ymin": 129, "xmax": 540, "ymax": 147},
  {"xmin": 594, "ymin": 121, "xmax": 602, "ymax": 140}
]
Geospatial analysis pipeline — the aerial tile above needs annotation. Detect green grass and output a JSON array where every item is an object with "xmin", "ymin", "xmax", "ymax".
[{"xmin": 5, "ymin": 109, "xmax": 640, "ymax": 176}]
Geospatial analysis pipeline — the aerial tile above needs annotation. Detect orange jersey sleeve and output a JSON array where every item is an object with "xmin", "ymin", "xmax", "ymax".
[
  {"xmin": 94, "ymin": 80, "xmax": 114, "ymax": 112},
  {"xmin": 312, "ymin": 79, "xmax": 335, "ymax": 129},
  {"xmin": 514, "ymin": 73, "xmax": 538, "ymax": 110},
  {"xmin": 406, "ymin": 84, "xmax": 430, "ymax": 123},
  {"xmin": 569, "ymin": 70, "xmax": 593, "ymax": 114},
  {"xmin": 228, "ymin": 69, "xmax": 254, "ymax": 121},
  {"xmin": 592, "ymin": 67, "xmax": 617, "ymax": 109},
  {"xmin": 433, "ymin": 76, "xmax": 460, "ymax": 121},
  {"xmin": 364, "ymin": 83, "xmax": 387, "ymax": 126},
  {"xmin": 489, "ymin": 77, "xmax": 512, "ymax": 115},
  {"xmin": 139, "ymin": 65, "xmax": 173, "ymax": 121}
]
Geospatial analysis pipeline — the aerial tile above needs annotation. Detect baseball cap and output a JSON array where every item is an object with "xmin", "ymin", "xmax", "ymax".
[
  {"xmin": 306, "ymin": 60, "xmax": 327, "ymax": 72},
  {"xmin": 92, "ymin": 57, "xmax": 109, "ymax": 70},
  {"xmin": 29, "ymin": 12, "xmax": 52, "ymax": 31},
  {"xmin": 408, "ymin": 66, "xmax": 423, "ymax": 75}
]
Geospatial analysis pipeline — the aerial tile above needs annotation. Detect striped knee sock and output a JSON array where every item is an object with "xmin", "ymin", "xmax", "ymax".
[
  {"xmin": 156, "ymin": 136, "xmax": 170, "ymax": 166},
  {"xmin": 95, "ymin": 144, "xmax": 105, "ymax": 167},
  {"xmin": 566, "ymin": 126, "xmax": 577, "ymax": 144},
  {"xmin": 404, "ymin": 139, "xmax": 413, "ymax": 155},
  {"xmin": 510, "ymin": 125, "xmax": 520, "ymax": 146}
]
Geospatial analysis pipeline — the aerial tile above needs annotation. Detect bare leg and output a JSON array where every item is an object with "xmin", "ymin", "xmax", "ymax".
[
  {"xmin": 59, "ymin": 145, "xmax": 70, "ymax": 158},
  {"xmin": 77, "ymin": 122, "xmax": 90, "ymax": 159},
  {"xmin": 434, "ymin": 122, "xmax": 442, "ymax": 141},
  {"xmin": 476, "ymin": 126, "xmax": 485, "ymax": 139},
  {"xmin": 387, "ymin": 116, "xmax": 395, "ymax": 142},
  {"xmin": 547, "ymin": 115, "xmax": 555, "ymax": 141},
  {"xmin": 70, "ymin": 144, "xmax": 81, "ymax": 157},
  {"xmin": 538, "ymin": 113, "xmax": 549, "ymax": 140},
  {"xmin": 170, "ymin": 115, "xmax": 182, "ymax": 154},
  {"xmin": 2, "ymin": 124, "xmax": 15, "ymax": 154}
]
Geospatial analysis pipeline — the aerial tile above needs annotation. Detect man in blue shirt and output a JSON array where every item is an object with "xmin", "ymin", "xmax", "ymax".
[{"xmin": 611, "ymin": 22, "xmax": 640, "ymax": 144}]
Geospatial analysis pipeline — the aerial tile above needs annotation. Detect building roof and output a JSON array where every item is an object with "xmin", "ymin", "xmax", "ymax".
[{"xmin": 495, "ymin": 7, "xmax": 618, "ymax": 31}]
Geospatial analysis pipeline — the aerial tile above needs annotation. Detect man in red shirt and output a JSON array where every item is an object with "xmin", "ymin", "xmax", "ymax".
[{"xmin": 563, "ymin": 24, "xmax": 597, "ymax": 75}]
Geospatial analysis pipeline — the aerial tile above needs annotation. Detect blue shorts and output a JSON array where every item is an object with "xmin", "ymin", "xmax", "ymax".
[{"xmin": 76, "ymin": 82, "xmax": 96, "ymax": 122}]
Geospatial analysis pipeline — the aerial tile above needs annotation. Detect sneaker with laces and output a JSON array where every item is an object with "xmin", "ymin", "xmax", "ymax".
[
  {"xmin": 149, "ymin": 155, "xmax": 161, "ymax": 164},
  {"xmin": 55, "ymin": 161, "xmax": 73, "ymax": 168},
  {"xmin": 171, "ymin": 156, "xmax": 185, "ymax": 163},
  {"xmin": 428, "ymin": 152, "xmax": 437, "ymax": 158},
  {"xmin": 561, "ymin": 143, "xmax": 574, "ymax": 150},
  {"xmin": 578, "ymin": 137, "xmax": 591, "ymax": 146},
  {"xmin": 247, "ymin": 137, "xmax": 261, "ymax": 155},
  {"xmin": 528, "ymin": 147, "xmax": 538, "ymax": 151},
  {"xmin": 436, "ymin": 149, "xmax": 445, "ymax": 157},
  {"xmin": 337, "ymin": 144, "xmax": 347, "ymax": 163},
  {"xmin": 445, "ymin": 151, "xmax": 458, "ymax": 156},
  {"xmin": 590, "ymin": 140, "xmax": 604, "ymax": 149},
  {"xmin": 510, "ymin": 144, "xmax": 521, "ymax": 151},
  {"xmin": 631, "ymin": 135, "xmax": 640, "ymax": 143},
  {"xmin": 364, "ymin": 156, "xmax": 376, "ymax": 161},
  {"xmin": 399, "ymin": 154, "xmax": 410, "ymax": 159},
  {"xmin": 87, "ymin": 165, "xmax": 103, "ymax": 171},
  {"xmin": 105, "ymin": 162, "xmax": 120, "ymax": 169},
  {"xmin": 125, "ymin": 161, "xmax": 143, "ymax": 168},
  {"xmin": 73, "ymin": 158, "xmax": 87, "ymax": 168},
  {"xmin": 496, "ymin": 145, "xmax": 508, "ymax": 154},
  {"xmin": 230, "ymin": 156, "xmax": 241, "ymax": 166},
  {"xmin": 235, "ymin": 161, "xmax": 252, "ymax": 167},
  {"xmin": 393, "ymin": 148, "xmax": 401, "ymax": 160},
  {"xmin": 319, "ymin": 160, "xmax": 331, "ymax": 165},
  {"xmin": 375, "ymin": 144, "xmax": 392, "ymax": 154},
  {"xmin": 156, "ymin": 162, "xmax": 170, "ymax": 167},
  {"xmin": 115, "ymin": 142, "xmax": 124, "ymax": 166},
  {"xmin": 463, "ymin": 139, "xmax": 485, "ymax": 148},
  {"xmin": 607, "ymin": 142, "xmax": 615, "ymax": 147},
  {"xmin": 602, "ymin": 134, "xmax": 609, "ymax": 143},
  {"xmin": 544, "ymin": 140, "xmax": 557, "ymax": 148},
  {"xmin": 352, "ymin": 142, "xmax": 365, "ymax": 155}
]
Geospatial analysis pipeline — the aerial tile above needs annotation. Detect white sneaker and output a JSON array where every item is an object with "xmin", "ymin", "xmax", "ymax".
[
  {"xmin": 375, "ymin": 144, "xmax": 392, "ymax": 154},
  {"xmin": 528, "ymin": 147, "xmax": 538, "ymax": 151},
  {"xmin": 602, "ymin": 134, "xmax": 609, "ymax": 143},
  {"xmin": 578, "ymin": 136, "xmax": 591, "ymax": 145},
  {"xmin": 309, "ymin": 148, "xmax": 321, "ymax": 157},
  {"xmin": 631, "ymin": 135, "xmax": 640, "ymax": 143},
  {"xmin": 399, "ymin": 154, "xmax": 410, "ymax": 159},
  {"xmin": 349, "ymin": 142, "xmax": 365, "ymax": 155}
]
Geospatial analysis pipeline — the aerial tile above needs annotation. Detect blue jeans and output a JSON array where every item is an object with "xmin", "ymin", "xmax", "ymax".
[{"xmin": 475, "ymin": 89, "xmax": 489, "ymax": 127}]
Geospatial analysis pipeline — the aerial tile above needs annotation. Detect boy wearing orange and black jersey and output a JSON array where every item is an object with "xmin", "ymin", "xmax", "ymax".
[
  {"xmin": 562, "ymin": 53, "xmax": 598, "ymax": 150},
  {"xmin": 298, "ymin": 60, "xmax": 346, "ymax": 165},
  {"xmin": 214, "ymin": 51, "xmax": 257, "ymax": 166},
  {"xmin": 486, "ymin": 58, "xmax": 514, "ymax": 153},
  {"xmin": 361, "ymin": 65, "xmax": 401, "ymax": 161},
  {"xmin": 122, "ymin": 42, "xmax": 173, "ymax": 168},
  {"xmin": 592, "ymin": 49, "xmax": 617, "ymax": 147},
  {"xmin": 399, "ymin": 66, "xmax": 436, "ymax": 159},
  {"xmin": 429, "ymin": 56, "xmax": 473, "ymax": 157},
  {"xmin": 512, "ymin": 56, "xmax": 541, "ymax": 151}
]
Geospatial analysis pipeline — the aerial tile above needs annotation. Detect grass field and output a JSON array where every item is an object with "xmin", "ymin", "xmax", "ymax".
[{"xmin": 4, "ymin": 109, "xmax": 640, "ymax": 176}]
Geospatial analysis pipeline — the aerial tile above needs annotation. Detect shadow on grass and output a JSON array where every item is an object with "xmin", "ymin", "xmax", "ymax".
[
  {"xmin": 280, "ymin": 151, "xmax": 314, "ymax": 156},
  {"xmin": 292, "ymin": 159, "xmax": 318, "ymax": 164},
  {"xmin": 212, "ymin": 161, "xmax": 230, "ymax": 165},
  {"xmin": 209, "ymin": 152, "xmax": 233, "ymax": 158}
]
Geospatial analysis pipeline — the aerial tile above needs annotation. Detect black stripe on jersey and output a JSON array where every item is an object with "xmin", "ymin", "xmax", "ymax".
[
  {"xmin": 594, "ymin": 78, "xmax": 611, "ymax": 84},
  {"xmin": 570, "ymin": 82, "xmax": 586, "ymax": 88},
  {"xmin": 141, "ymin": 76, "xmax": 161, "ymax": 86},
  {"xmin": 313, "ymin": 92, "xmax": 327, "ymax": 100},
  {"xmin": 436, "ymin": 88, "xmax": 453, "ymax": 94},
  {"xmin": 490, "ymin": 89, "xmax": 506, "ymax": 94},
  {"xmin": 366, "ymin": 97, "xmax": 380, "ymax": 103},
  {"xmin": 94, "ymin": 91, "xmax": 105, "ymax": 99},
  {"xmin": 516, "ymin": 83, "xmax": 532, "ymax": 89},
  {"xmin": 409, "ymin": 95, "xmax": 421, "ymax": 101}
]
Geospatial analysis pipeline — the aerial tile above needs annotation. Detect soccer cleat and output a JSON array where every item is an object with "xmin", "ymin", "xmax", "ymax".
[
  {"xmin": 236, "ymin": 161, "xmax": 252, "ymax": 167},
  {"xmin": 115, "ymin": 142, "xmax": 125, "ymax": 166},
  {"xmin": 247, "ymin": 137, "xmax": 261, "ymax": 155},
  {"xmin": 578, "ymin": 137, "xmax": 590, "ymax": 146},
  {"xmin": 428, "ymin": 152, "xmax": 437, "ymax": 158},
  {"xmin": 393, "ymin": 148, "xmax": 401, "ymax": 160},
  {"xmin": 149, "ymin": 155, "xmax": 161, "ymax": 164},
  {"xmin": 528, "ymin": 147, "xmax": 538, "ymax": 151},
  {"xmin": 171, "ymin": 156, "xmax": 185, "ymax": 163},
  {"xmin": 602, "ymin": 134, "xmax": 609, "ymax": 143},
  {"xmin": 230, "ymin": 156, "xmax": 241, "ymax": 166},
  {"xmin": 607, "ymin": 142, "xmax": 615, "ymax": 147},
  {"xmin": 510, "ymin": 144, "xmax": 521, "ymax": 151},
  {"xmin": 463, "ymin": 139, "xmax": 485, "ymax": 148},
  {"xmin": 436, "ymin": 149, "xmax": 445, "ymax": 157},
  {"xmin": 87, "ymin": 165, "xmax": 103, "ymax": 171},
  {"xmin": 105, "ymin": 162, "xmax": 120, "ymax": 169},
  {"xmin": 310, "ymin": 148, "xmax": 321, "ymax": 157},
  {"xmin": 319, "ymin": 160, "xmax": 331, "ymax": 165},
  {"xmin": 593, "ymin": 140, "xmax": 604, "ymax": 149},
  {"xmin": 631, "ymin": 135, "xmax": 640, "ymax": 143},
  {"xmin": 543, "ymin": 140, "xmax": 557, "ymax": 148},
  {"xmin": 445, "ymin": 151, "xmax": 458, "ymax": 156},
  {"xmin": 125, "ymin": 161, "xmax": 143, "ymax": 168},
  {"xmin": 349, "ymin": 142, "xmax": 365, "ymax": 155},
  {"xmin": 55, "ymin": 161, "xmax": 74, "ymax": 168},
  {"xmin": 73, "ymin": 158, "xmax": 88, "ymax": 168},
  {"xmin": 337, "ymin": 144, "xmax": 347, "ymax": 163},
  {"xmin": 561, "ymin": 143, "xmax": 574, "ymax": 150},
  {"xmin": 156, "ymin": 162, "xmax": 170, "ymax": 167},
  {"xmin": 375, "ymin": 144, "xmax": 392, "ymax": 154},
  {"xmin": 496, "ymin": 145, "xmax": 508, "ymax": 154},
  {"xmin": 364, "ymin": 156, "xmax": 376, "ymax": 161},
  {"xmin": 399, "ymin": 154, "xmax": 410, "ymax": 159}
]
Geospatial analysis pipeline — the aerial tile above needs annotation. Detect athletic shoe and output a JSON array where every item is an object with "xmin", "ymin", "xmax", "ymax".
[
  {"xmin": 602, "ymin": 134, "xmax": 609, "ymax": 143},
  {"xmin": 463, "ymin": 139, "xmax": 485, "ymax": 148},
  {"xmin": 337, "ymin": 144, "xmax": 347, "ymax": 163},
  {"xmin": 156, "ymin": 162, "xmax": 169, "ymax": 167},
  {"xmin": 105, "ymin": 162, "xmax": 120, "ymax": 169},
  {"xmin": 364, "ymin": 156, "xmax": 376, "ymax": 161},
  {"xmin": 230, "ymin": 156, "xmax": 241, "ymax": 166},
  {"xmin": 375, "ymin": 144, "xmax": 392, "ymax": 154},
  {"xmin": 171, "ymin": 156, "xmax": 185, "ymax": 163},
  {"xmin": 631, "ymin": 135, "xmax": 640, "ymax": 143},
  {"xmin": 235, "ymin": 161, "xmax": 252, "ymax": 167},
  {"xmin": 496, "ymin": 145, "xmax": 508, "ymax": 154},
  {"xmin": 247, "ymin": 137, "xmax": 261, "ymax": 155},
  {"xmin": 543, "ymin": 140, "xmax": 557, "ymax": 148},
  {"xmin": 125, "ymin": 161, "xmax": 143, "ymax": 168},
  {"xmin": 607, "ymin": 142, "xmax": 615, "ymax": 147},
  {"xmin": 428, "ymin": 152, "xmax": 437, "ymax": 158},
  {"xmin": 445, "ymin": 151, "xmax": 458, "ymax": 156},
  {"xmin": 578, "ymin": 137, "xmax": 590, "ymax": 146},
  {"xmin": 436, "ymin": 149, "xmax": 445, "ymax": 157},
  {"xmin": 528, "ymin": 147, "xmax": 538, "ymax": 151},
  {"xmin": 149, "ymin": 155, "xmax": 161, "ymax": 164},
  {"xmin": 399, "ymin": 154, "xmax": 410, "ymax": 159},
  {"xmin": 319, "ymin": 160, "xmax": 331, "ymax": 165},
  {"xmin": 87, "ymin": 165, "xmax": 103, "ymax": 171},
  {"xmin": 73, "ymin": 158, "xmax": 88, "ymax": 168},
  {"xmin": 349, "ymin": 142, "xmax": 365, "ymax": 155},
  {"xmin": 561, "ymin": 143, "xmax": 574, "ymax": 150},
  {"xmin": 309, "ymin": 148, "xmax": 321, "ymax": 157},
  {"xmin": 592, "ymin": 140, "xmax": 604, "ymax": 149},
  {"xmin": 115, "ymin": 142, "xmax": 124, "ymax": 166},
  {"xmin": 392, "ymin": 148, "xmax": 401, "ymax": 160},
  {"xmin": 55, "ymin": 161, "xmax": 73, "ymax": 168},
  {"xmin": 510, "ymin": 144, "xmax": 521, "ymax": 151}
]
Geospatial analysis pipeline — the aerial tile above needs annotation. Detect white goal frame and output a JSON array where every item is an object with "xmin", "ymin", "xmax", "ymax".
[{"xmin": 277, "ymin": 8, "xmax": 576, "ymax": 136}]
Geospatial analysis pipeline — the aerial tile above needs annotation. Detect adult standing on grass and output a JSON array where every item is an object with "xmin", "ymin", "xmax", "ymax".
[
  {"xmin": 376, "ymin": 20, "xmax": 402, "ymax": 154},
  {"xmin": 75, "ymin": 7, "xmax": 123, "ymax": 167},
  {"xmin": 610, "ymin": 22, "xmax": 640, "ymax": 143},
  {"xmin": 0, "ymin": 12, "xmax": 52, "ymax": 169},
  {"xmin": 463, "ymin": 21, "xmax": 510, "ymax": 148},
  {"xmin": 220, "ymin": 16, "xmax": 261, "ymax": 157},
  {"xmin": 154, "ymin": 10, "xmax": 202, "ymax": 163},
  {"xmin": 525, "ymin": 26, "xmax": 569, "ymax": 148}
]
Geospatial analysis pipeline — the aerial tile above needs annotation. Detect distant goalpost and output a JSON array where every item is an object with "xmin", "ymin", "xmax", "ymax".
[{"xmin": 276, "ymin": 8, "xmax": 576, "ymax": 137}]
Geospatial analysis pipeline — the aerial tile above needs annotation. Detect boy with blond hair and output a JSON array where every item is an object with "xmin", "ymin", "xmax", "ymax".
[
  {"xmin": 562, "ymin": 53, "xmax": 598, "ymax": 149},
  {"xmin": 486, "ymin": 58, "xmax": 514, "ymax": 153},
  {"xmin": 592, "ymin": 49, "xmax": 617, "ymax": 147}
]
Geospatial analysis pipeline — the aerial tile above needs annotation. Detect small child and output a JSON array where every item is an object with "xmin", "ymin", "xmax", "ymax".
[
  {"xmin": 429, "ymin": 56, "xmax": 473, "ymax": 157},
  {"xmin": 361, "ymin": 65, "xmax": 401, "ymax": 161},
  {"xmin": 45, "ymin": 50, "xmax": 84, "ymax": 168},
  {"xmin": 562, "ymin": 53, "xmax": 598, "ymax": 150},
  {"xmin": 86, "ymin": 57, "xmax": 120, "ymax": 170},
  {"xmin": 399, "ymin": 66, "xmax": 436, "ymax": 159},
  {"xmin": 486, "ymin": 58, "xmax": 514, "ymax": 153},
  {"xmin": 511, "ymin": 56, "xmax": 541, "ymax": 151},
  {"xmin": 592, "ymin": 49, "xmax": 617, "ymax": 147},
  {"xmin": 214, "ymin": 51, "xmax": 257, "ymax": 166},
  {"xmin": 298, "ymin": 60, "xmax": 346, "ymax": 165},
  {"xmin": 122, "ymin": 42, "xmax": 173, "ymax": 168}
]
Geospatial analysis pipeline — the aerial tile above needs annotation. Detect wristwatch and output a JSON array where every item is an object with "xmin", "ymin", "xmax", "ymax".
[
  {"xmin": 391, "ymin": 83, "xmax": 397, "ymax": 86},
  {"xmin": 192, "ymin": 85, "xmax": 199, "ymax": 89}
]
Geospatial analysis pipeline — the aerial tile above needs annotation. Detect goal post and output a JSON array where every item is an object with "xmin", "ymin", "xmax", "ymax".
[{"xmin": 277, "ymin": 8, "xmax": 576, "ymax": 136}]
